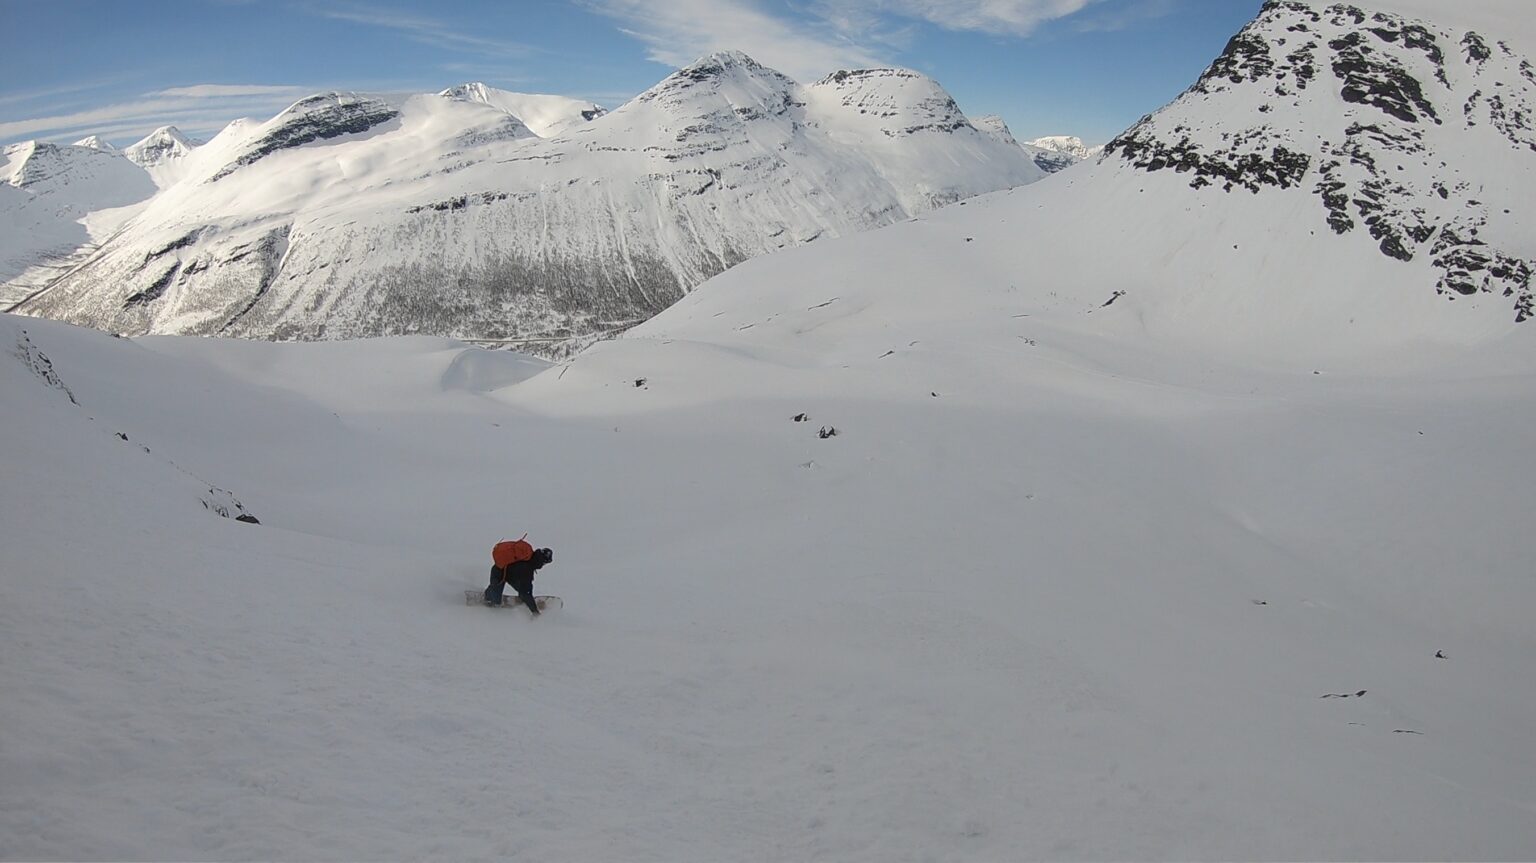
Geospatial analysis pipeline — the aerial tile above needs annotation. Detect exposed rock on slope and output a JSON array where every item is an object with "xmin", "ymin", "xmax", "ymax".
[{"xmin": 1104, "ymin": 0, "xmax": 1536, "ymax": 321}]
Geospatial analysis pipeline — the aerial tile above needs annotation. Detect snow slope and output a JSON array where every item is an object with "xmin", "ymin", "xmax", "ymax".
[
  {"xmin": 439, "ymin": 82, "xmax": 607, "ymax": 137},
  {"xmin": 13, "ymin": 54, "xmax": 1043, "ymax": 352},
  {"xmin": 5, "ymin": 3, "xmax": 1535, "ymax": 860},
  {"xmin": 5, "ymin": 212, "xmax": 1535, "ymax": 860},
  {"xmin": 0, "ymin": 141, "xmax": 157, "ymax": 301}
]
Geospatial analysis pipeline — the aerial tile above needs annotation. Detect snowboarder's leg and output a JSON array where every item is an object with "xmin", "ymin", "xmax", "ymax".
[
  {"xmin": 516, "ymin": 589, "xmax": 540, "ymax": 616},
  {"xmin": 484, "ymin": 566, "xmax": 506, "ymax": 606}
]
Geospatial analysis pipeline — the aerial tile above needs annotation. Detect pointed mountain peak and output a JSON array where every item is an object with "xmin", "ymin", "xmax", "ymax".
[
  {"xmin": 72, "ymin": 135, "xmax": 118, "ymax": 153},
  {"xmin": 125, "ymin": 126, "xmax": 201, "ymax": 169},
  {"xmin": 666, "ymin": 50, "xmax": 787, "ymax": 87},
  {"xmin": 135, "ymin": 125, "xmax": 199, "ymax": 149},
  {"xmin": 440, "ymin": 81, "xmax": 494, "ymax": 101},
  {"xmin": 631, "ymin": 50, "xmax": 798, "ymax": 117}
]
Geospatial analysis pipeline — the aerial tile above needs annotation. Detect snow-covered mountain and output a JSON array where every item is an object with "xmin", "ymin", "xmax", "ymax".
[
  {"xmin": 439, "ymin": 82, "xmax": 606, "ymax": 137},
  {"xmin": 71, "ymin": 135, "xmax": 118, "ymax": 153},
  {"xmin": 1097, "ymin": 0, "xmax": 1536, "ymax": 329},
  {"xmin": 1, "ymin": 141, "xmax": 157, "ymax": 301},
  {"xmin": 10, "ymin": 53, "xmax": 1044, "ymax": 351},
  {"xmin": 1026, "ymin": 135, "xmax": 1100, "ymax": 161},
  {"xmin": 123, "ymin": 125, "xmax": 200, "ymax": 171},
  {"xmin": 973, "ymin": 115, "xmax": 1091, "ymax": 173},
  {"xmin": 873, "ymin": 0, "xmax": 1536, "ymax": 360}
]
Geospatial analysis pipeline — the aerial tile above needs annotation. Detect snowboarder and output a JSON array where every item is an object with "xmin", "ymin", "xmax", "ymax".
[{"xmin": 484, "ymin": 537, "xmax": 554, "ymax": 614}]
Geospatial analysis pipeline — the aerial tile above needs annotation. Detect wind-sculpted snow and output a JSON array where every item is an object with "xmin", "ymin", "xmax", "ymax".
[
  {"xmin": 12, "ymin": 53, "xmax": 1043, "ymax": 353},
  {"xmin": 1103, "ymin": 0, "xmax": 1536, "ymax": 322}
]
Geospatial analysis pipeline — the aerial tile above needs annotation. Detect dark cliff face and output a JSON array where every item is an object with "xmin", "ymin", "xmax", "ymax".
[{"xmin": 1104, "ymin": 1, "xmax": 1536, "ymax": 323}]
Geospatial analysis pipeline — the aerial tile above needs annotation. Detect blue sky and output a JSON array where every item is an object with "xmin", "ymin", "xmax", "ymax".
[{"xmin": 0, "ymin": 0, "xmax": 1264, "ymax": 149}]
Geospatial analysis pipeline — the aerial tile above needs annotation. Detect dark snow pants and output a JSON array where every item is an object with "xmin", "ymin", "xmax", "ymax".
[{"xmin": 484, "ymin": 566, "xmax": 539, "ymax": 614}]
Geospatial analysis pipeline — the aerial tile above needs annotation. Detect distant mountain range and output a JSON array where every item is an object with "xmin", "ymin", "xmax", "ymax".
[
  {"xmin": 4, "ymin": 53, "xmax": 1073, "ymax": 352},
  {"xmin": 622, "ymin": 0, "xmax": 1535, "ymax": 365},
  {"xmin": 971, "ymin": 116, "xmax": 1100, "ymax": 174}
]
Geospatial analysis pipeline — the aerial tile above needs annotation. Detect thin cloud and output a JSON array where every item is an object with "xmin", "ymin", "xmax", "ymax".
[
  {"xmin": 587, "ymin": 0, "xmax": 1109, "ymax": 80},
  {"xmin": 306, "ymin": 3, "xmax": 535, "ymax": 57},
  {"xmin": 585, "ymin": 0, "xmax": 887, "ymax": 81},
  {"xmin": 816, "ymin": 0, "xmax": 1103, "ymax": 37},
  {"xmin": 0, "ymin": 76, "xmax": 136, "ymax": 109},
  {"xmin": 437, "ymin": 63, "xmax": 538, "ymax": 88},
  {"xmin": 148, "ymin": 84, "xmax": 312, "ymax": 99},
  {"xmin": 0, "ymin": 85, "xmax": 314, "ymax": 146},
  {"xmin": 1072, "ymin": 0, "xmax": 1176, "ymax": 32}
]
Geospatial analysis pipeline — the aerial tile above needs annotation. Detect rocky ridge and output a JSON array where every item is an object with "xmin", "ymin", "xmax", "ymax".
[{"xmin": 1104, "ymin": 0, "xmax": 1535, "ymax": 321}]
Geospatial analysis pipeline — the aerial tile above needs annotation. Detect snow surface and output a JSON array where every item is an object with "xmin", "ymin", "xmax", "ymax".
[
  {"xmin": 439, "ymin": 82, "xmax": 606, "ymax": 138},
  {"xmin": 4, "ymin": 3, "xmax": 1536, "ymax": 859},
  {"xmin": 4, "ymin": 172, "xmax": 1536, "ymax": 858}
]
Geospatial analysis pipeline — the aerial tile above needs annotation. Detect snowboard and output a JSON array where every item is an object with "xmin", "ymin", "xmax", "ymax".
[{"xmin": 465, "ymin": 590, "xmax": 562, "ymax": 613}]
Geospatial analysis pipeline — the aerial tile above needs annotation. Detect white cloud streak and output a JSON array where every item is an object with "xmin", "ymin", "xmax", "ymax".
[
  {"xmin": 585, "ymin": 0, "xmax": 887, "ymax": 81},
  {"xmin": 839, "ymin": 0, "xmax": 1103, "ymax": 36},
  {"xmin": 308, "ymin": 4, "xmax": 535, "ymax": 57},
  {"xmin": 0, "ymin": 85, "xmax": 313, "ymax": 147},
  {"xmin": 1070, "ymin": 0, "xmax": 1176, "ymax": 32},
  {"xmin": 586, "ymin": 0, "xmax": 1106, "ymax": 81},
  {"xmin": 147, "ymin": 84, "xmax": 314, "ymax": 99}
]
